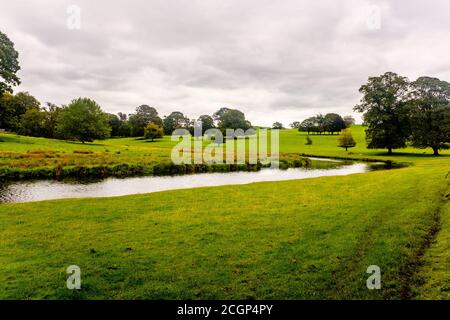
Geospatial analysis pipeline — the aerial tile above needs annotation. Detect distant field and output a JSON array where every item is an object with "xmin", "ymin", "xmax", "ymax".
[
  {"xmin": 0, "ymin": 126, "xmax": 449, "ymax": 299},
  {"xmin": 0, "ymin": 125, "xmax": 443, "ymax": 171}
]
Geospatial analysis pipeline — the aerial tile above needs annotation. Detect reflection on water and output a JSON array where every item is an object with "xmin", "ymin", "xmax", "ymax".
[{"xmin": 0, "ymin": 160, "xmax": 390, "ymax": 203}]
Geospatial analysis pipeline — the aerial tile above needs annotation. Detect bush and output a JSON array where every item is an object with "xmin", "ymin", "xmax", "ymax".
[{"xmin": 144, "ymin": 122, "xmax": 164, "ymax": 141}]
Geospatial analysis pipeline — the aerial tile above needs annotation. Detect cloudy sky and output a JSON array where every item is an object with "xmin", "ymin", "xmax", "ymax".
[{"xmin": 1, "ymin": 0, "xmax": 449, "ymax": 126}]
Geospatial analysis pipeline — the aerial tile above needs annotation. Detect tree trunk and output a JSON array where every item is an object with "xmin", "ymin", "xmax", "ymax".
[
  {"xmin": 387, "ymin": 148, "xmax": 392, "ymax": 155},
  {"xmin": 345, "ymin": 147, "xmax": 348, "ymax": 151},
  {"xmin": 433, "ymin": 147, "xmax": 439, "ymax": 155}
]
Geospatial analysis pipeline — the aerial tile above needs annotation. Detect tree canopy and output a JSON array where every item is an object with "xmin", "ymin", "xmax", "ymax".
[
  {"xmin": 214, "ymin": 108, "xmax": 252, "ymax": 131},
  {"xmin": 337, "ymin": 129, "xmax": 357, "ymax": 151},
  {"xmin": 163, "ymin": 111, "xmax": 190, "ymax": 134},
  {"xmin": 354, "ymin": 72, "xmax": 410, "ymax": 154},
  {"xmin": 408, "ymin": 76, "xmax": 450, "ymax": 155},
  {"xmin": 56, "ymin": 98, "xmax": 111, "ymax": 143},
  {"xmin": 144, "ymin": 122, "xmax": 164, "ymax": 141},
  {"xmin": 128, "ymin": 105, "xmax": 162, "ymax": 137},
  {"xmin": 0, "ymin": 31, "xmax": 21, "ymax": 94}
]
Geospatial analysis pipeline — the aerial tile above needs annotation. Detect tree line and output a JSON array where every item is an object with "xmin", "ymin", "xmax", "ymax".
[
  {"xmin": 0, "ymin": 93, "xmax": 253, "ymax": 143},
  {"xmin": 291, "ymin": 113, "xmax": 355, "ymax": 135},
  {"xmin": 0, "ymin": 30, "xmax": 254, "ymax": 143},
  {"xmin": 354, "ymin": 72, "xmax": 450, "ymax": 155}
]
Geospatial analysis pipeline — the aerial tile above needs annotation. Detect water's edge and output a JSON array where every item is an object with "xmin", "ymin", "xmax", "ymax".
[{"xmin": 0, "ymin": 159, "xmax": 393, "ymax": 203}]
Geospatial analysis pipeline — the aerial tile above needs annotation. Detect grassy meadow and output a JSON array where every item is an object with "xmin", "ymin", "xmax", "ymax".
[{"xmin": 0, "ymin": 126, "xmax": 449, "ymax": 299}]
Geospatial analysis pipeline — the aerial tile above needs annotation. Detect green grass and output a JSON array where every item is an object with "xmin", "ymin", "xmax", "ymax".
[{"xmin": 0, "ymin": 126, "xmax": 449, "ymax": 299}]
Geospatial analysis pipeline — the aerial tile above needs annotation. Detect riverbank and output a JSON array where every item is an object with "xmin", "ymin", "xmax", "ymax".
[{"xmin": 0, "ymin": 126, "xmax": 449, "ymax": 299}]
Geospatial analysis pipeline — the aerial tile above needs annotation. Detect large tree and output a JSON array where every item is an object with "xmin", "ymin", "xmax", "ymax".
[
  {"xmin": 272, "ymin": 122, "xmax": 284, "ymax": 129},
  {"xmin": 0, "ymin": 91, "xmax": 40, "ymax": 131},
  {"xmin": 18, "ymin": 107, "xmax": 46, "ymax": 137},
  {"xmin": 408, "ymin": 76, "xmax": 450, "ymax": 155},
  {"xmin": 56, "ymin": 98, "xmax": 111, "ymax": 143},
  {"xmin": 354, "ymin": 72, "xmax": 411, "ymax": 154},
  {"xmin": 197, "ymin": 115, "xmax": 215, "ymax": 133},
  {"xmin": 163, "ymin": 111, "xmax": 190, "ymax": 134},
  {"xmin": 299, "ymin": 117, "xmax": 317, "ymax": 135},
  {"xmin": 43, "ymin": 103, "xmax": 63, "ymax": 138},
  {"xmin": 0, "ymin": 31, "xmax": 20, "ymax": 94},
  {"xmin": 128, "ymin": 105, "xmax": 162, "ymax": 137},
  {"xmin": 324, "ymin": 113, "xmax": 346, "ymax": 134},
  {"xmin": 214, "ymin": 108, "xmax": 251, "ymax": 131}
]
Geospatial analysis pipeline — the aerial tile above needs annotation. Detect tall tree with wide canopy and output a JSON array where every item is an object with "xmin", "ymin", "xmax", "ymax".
[
  {"xmin": 214, "ymin": 108, "xmax": 251, "ymax": 131},
  {"xmin": 354, "ymin": 72, "xmax": 411, "ymax": 154},
  {"xmin": 56, "ymin": 98, "xmax": 111, "ymax": 143},
  {"xmin": 324, "ymin": 113, "xmax": 346, "ymax": 134},
  {"xmin": 299, "ymin": 117, "xmax": 318, "ymax": 135},
  {"xmin": 0, "ymin": 31, "xmax": 20, "ymax": 95},
  {"xmin": 128, "ymin": 105, "xmax": 162, "ymax": 137},
  {"xmin": 408, "ymin": 76, "xmax": 450, "ymax": 155},
  {"xmin": 0, "ymin": 91, "xmax": 40, "ymax": 131},
  {"xmin": 163, "ymin": 111, "xmax": 190, "ymax": 134}
]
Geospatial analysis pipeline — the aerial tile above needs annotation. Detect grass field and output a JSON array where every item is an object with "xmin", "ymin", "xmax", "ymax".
[{"xmin": 0, "ymin": 126, "xmax": 449, "ymax": 299}]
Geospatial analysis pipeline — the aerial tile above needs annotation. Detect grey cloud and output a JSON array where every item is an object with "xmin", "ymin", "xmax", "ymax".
[{"xmin": 1, "ymin": 0, "xmax": 450, "ymax": 126}]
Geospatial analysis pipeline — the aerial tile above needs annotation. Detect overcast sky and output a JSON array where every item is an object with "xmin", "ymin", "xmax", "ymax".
[{"xmin": 1, "ymin": 0, "xmax": 450, "ymax": 126}]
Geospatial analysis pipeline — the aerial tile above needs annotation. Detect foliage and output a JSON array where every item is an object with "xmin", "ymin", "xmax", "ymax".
[
  {"xmin": 343, "ymin": 115, "xmax": 356, "ymax": 127},
  {"xmin": 324, "ymin": 113, "xmax": 346, "ymax": 134},
  {"xmin": 214, "ymin": 108, "xmax": 252, "ymax": 131},
  {"xmin": 0, "ymin": 31, "xmax": 20, "ymax": 94},
  {"xmin": 408, "ymin": 77, "xmax": 450, "ymax": 155},
  {"xmin": 163, "ymin": 111, "xmax": 190, "ymax": 134},
  {"xmin": 196, "ymin": 115, "xmax": 215, "ymax": 134},
  {"xmin": 128, "ymin": 105, "xmax": 162, "ymax": 137},
  {"xmin": 0, "ymin": 91, "xmax": 41, "ymax": 131},
  {"xmin": 289, "ymin": 121, "xmax": 301, "ymax": 129},
  {"xmin": 18, "ymin": 108, "xmax": 47, "ymax": 137},
  {"xmin": 354, "ymin": 72, "xmax": 411, "ymax": 154},
  {"xmin": 144, "ymin": 122, "xmax": 164, "ymax": 141},
  {"xmin": 56, "ymin": 98, "xmax": 111, "ymax": 143},
  {"xmin": 299, "ymin": 113, "xmax": 346, "ymax": 135},
  {"xmin": 337, "ymin": 128, "xmax": 357, "ymax": 151},
  {"xmin": 272, "ymin": 122, "xmax": 284, "ymax": 129}
]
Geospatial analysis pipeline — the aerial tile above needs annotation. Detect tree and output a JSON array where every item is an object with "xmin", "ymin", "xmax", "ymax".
[
  {"xmin": 197, "ymin": 115, "xmax": 215, "ymax": 133},
  {"xmin": 163, "ymin": 111, "xmax": 190, "ymax": 134},
  {"xmin": 18, "ymin": 108, "xmax": 46, "ymax": 137},
  {"xmin": 0, "ymin": 92, "xmax": 14, "ymax": 129},
  {"xmin": 56, "ymin": 98, "xmax": 111, "ymax": 143},
  {"xmin": 354, "ymin": 72, "xmax": 410, "ymax": 155},
  {"xmin": 289, "ymin": 121, "xmax": 300, "ymax": 129},
  {"xmin": 144, "ymin": 122, "xmax": 164, "ymax": 141},
  {"xmin": 0, "ymin": 91, "xmax": 40, "ymax": 131},
  {"xmin": 337, "ymin": 129, "xmax": 357, "ymax": 151},
  {"xmin": 128, "ymin": 105, "xmax": 162, "ymax": 137},
  {"xmin": 272, "ymin": 122, "xmax": 284, "ymax": 129},
  {"xmin": 314, "ymin": 114, "xmax": 327, "ymax": 134},
  {"xmin": 107, "ymin": 113, "xmax": 121, "ymax": 137},
  {"xmin": 116, "ymin": 112, "xmax": 131, "ymax": 137},
  {"xmin": 343, "ymin": 115, "xmax": 356, "ymax": 127},
  {"xmin": 0, "ymin": 31, "xmax": 21, "ymax": 94},
  {"xmin": 43, "ymin": 103, "xmax": 62, "ymax": 138},
  {"xmin": 213, "ymin": 107, "xmax": 231, "ymax": 122},
  {"xmin": 214, "ymin": 108, "xmax": 251, "ymax": 131},
  {"xmin": 408, "ymin": 76, "xmax": 450, "ymax": 155},
  {"xmin": 299, "ymin": 117, "xmax": 317, "ymax": 135},
  {"xmin": 324, "ymin": 113, "xmax": 346, "ymax": 134}
]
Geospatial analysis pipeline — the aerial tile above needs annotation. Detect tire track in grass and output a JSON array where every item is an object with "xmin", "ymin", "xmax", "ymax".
[{"xmin": 330, "ymin": 173, "xmax": 446, "ymax": 299}]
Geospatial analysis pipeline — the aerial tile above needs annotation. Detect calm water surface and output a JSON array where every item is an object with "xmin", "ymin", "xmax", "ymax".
[{"xmin": 0, "ymin": 160, "xmax": 387, "ymax": 203}]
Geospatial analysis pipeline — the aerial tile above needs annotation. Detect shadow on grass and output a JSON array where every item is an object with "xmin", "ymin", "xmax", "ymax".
[{"xmin": 369, "ymin": 151, "xmax": 450, "ymax": 158}]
